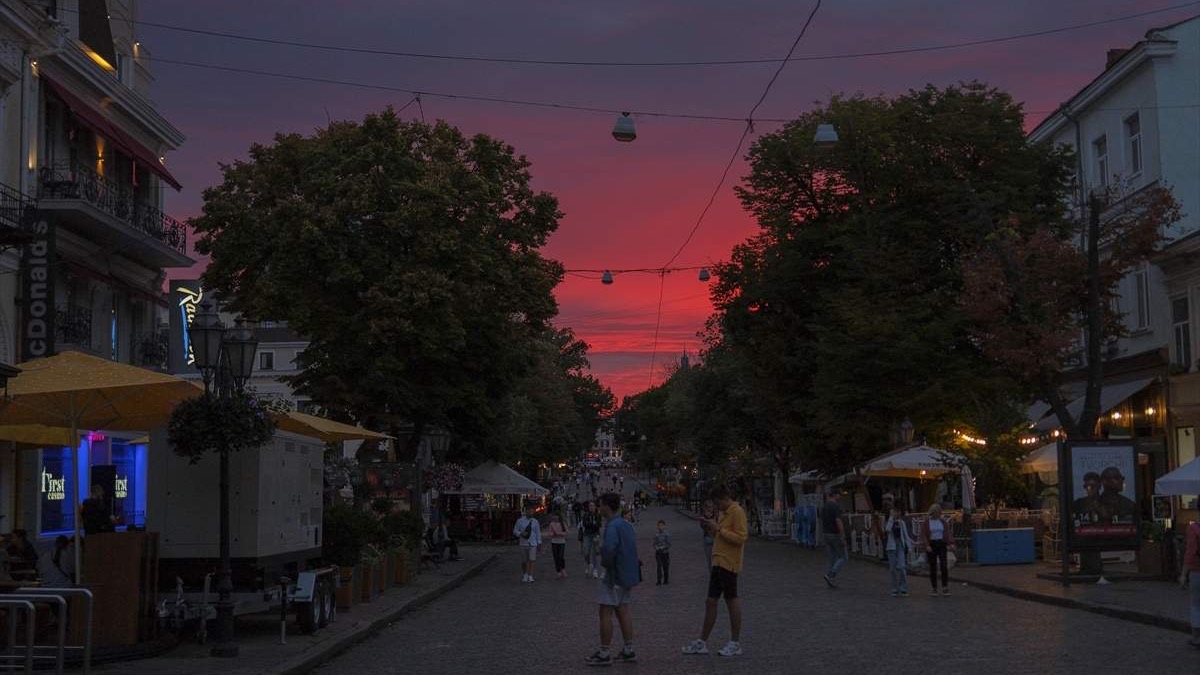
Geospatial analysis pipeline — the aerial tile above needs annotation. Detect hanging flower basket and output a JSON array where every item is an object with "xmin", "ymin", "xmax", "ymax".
[{"xmin": 423, "ymin": 464, "xmax": 465, "ymax": 493}]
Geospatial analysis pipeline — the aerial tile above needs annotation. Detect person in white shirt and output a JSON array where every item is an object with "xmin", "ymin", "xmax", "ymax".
[
  {"xmin": 513, "ymin": 508, "xmax": 543, "ymax": 583},
  {"xmin": 883, "ymin": 508, "xmax": 913, "ymax": 597}
]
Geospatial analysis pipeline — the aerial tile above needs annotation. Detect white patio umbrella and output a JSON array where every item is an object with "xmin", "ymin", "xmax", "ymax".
[{"xmin": 1155, "ymin": 457, "xmax": 1200, "ymax": 495}]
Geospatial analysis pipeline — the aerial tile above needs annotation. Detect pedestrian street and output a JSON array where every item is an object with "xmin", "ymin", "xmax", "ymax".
[{"xmin": 316, "ymin": 490, "xmax": 1189, "ymax": 674}]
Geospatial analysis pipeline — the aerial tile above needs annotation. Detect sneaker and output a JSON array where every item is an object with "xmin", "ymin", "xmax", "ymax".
[
  {"xmin": 522, "ymin": 574, "xmax": 530, "ymax": 583},
  {"xmin": 717, "ymin": 642, "xmax": 742, "ymax": 657},
  {"xmin": 681, "ymin": 640, "xmax": 709, "ymax": 655},
  {"xmin": 900, "ymin": 590, "xmax": 910, "ymax": 597},
  {"xmin": 823, "ymin": 574, "xmax": 837, "ymax": 588},
  {"xmin": 585, "ymin": 565, "xmax": 592, "ymax": 576},
  {"xmin": 616, "ymin": 648, "xmax": 636, "ymax": 663},
  {"xmin": 593, "ymin": 570, "xmax": 600, "ymax": 579},
  {"xmin": 890, "ymin": 590, "xmax": 898, "ymax": 597},
  {"xmin": 584, "ymin": 650, "xmax": 612, "ymax": 667},
  {"xmin": 930, "ymin": 589, "xmax": 939, "ymax": 596},
  {"xmin": 941, "ymin": 587, "xmax": 950, "ymax": 596}
]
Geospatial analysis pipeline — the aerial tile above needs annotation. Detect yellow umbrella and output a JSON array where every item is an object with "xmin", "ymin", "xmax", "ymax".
[
  {"xmin": 0, "ymin": 424, "xmax": 78, "ymax": 447},
  {"xmin": 0, "ymin": 350, "xmax": 203, "ymax": 582},
  {"xmin": 275, "ymin": 411, "xmax": 392, "ymax": 443}
]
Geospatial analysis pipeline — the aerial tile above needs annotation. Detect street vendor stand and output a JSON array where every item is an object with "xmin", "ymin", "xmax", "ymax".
[{"xmin": 441, "ymin": 462, "xmax": 549, "ymax": 541}]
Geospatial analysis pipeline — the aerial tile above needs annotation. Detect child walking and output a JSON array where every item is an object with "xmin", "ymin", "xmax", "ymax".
[{"xmin": 654, "ymin": 520, "xmax": 671, "ymax": 585}]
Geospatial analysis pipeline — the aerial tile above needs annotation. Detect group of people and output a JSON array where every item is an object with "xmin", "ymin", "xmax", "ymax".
[
  {"xmin": 511, "ymin": 482, "xmax": 750, "ymax": 665},
  {"xmin": 820, "ymin": 491, "xmax": 957, "ymax": 597},
  {"xmin": 0, "ymin": 529, "xmax": 74, "ymax": 586}
]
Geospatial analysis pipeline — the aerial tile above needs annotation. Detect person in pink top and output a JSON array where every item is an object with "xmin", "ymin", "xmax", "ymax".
[
  {"xmin": 547, "ymin": 514, "xmax": 569, "ymax": 579},
  {"xmin": 1183, "ymin": 519, "xmax": 1200, "ymax": 647}
]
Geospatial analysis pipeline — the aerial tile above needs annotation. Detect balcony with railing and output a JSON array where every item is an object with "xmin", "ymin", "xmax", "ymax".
[
  {"xmin": 38, "ymin": 162, "xmax": 191, "ymax": 267},
  {"xmin": 56, "ymin": 305, "xmax": 93, "ymax": 353}
]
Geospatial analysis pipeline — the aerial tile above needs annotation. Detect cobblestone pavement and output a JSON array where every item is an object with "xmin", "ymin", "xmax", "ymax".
[{"xmin": 316, "ymin": 487, "xmax": 1195, "ymax": 675}]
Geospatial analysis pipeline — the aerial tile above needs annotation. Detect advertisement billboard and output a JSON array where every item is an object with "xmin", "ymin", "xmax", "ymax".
[{"xmin": 1063, "ymin": 441, "xmax": 1140, "ymax": 551}]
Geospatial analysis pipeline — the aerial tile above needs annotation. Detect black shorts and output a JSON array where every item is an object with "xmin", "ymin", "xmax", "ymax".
[{"xmin": 707, "ymin": 566, "xmax": 738, "ymax": 599}]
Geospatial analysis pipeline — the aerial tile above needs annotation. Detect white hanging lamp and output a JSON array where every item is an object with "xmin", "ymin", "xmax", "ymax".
[
  {"xmin": 698, "ymin": 268, "xmax": 711, "ymax": 282},
  {"xmin": 601, "ymin": 270, "xmax": 614, "ymax": 285},
  {"xmin": 813, "ymin": 123, "xmax": 839, "ymax": 145},
  {"xmin": 612, "ymin": 112, "xmax": 636, "ymax": 142}
]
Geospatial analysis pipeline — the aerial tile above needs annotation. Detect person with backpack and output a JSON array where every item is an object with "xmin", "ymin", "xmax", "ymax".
[
  {"xmin": 883, "ymin": 506, "xmax": 913, "ymax": 597},
  {"xmin": 1183, "ymin": 518, "xmax": 1200, "ymax": 647},
  {"xmin": 584, "ymin": 492, "xmax": 640, "ymax": 666},
  {"xmin": 512, "ymin": 507, "xmax": 542, "ymax": 583},
  {"xmin": 580, "ymin": 500, "xmax": 603, "ymax": 578}
]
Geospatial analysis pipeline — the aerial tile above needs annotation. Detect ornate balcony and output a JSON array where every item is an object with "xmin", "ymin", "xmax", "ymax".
[
  {"xmin": 56, "ymin": 305, "xmax": 93, "ymax": 351},
  {"xmin": 38, "ymin": 162, "xmax": 191, "ymax": 267}
]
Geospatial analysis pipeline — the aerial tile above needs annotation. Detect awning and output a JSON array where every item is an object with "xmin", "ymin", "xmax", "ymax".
[
  {"xmin": 42, "ymin": 77, "xmax": 182, "ymax": 190},
  {"xmin": 1032, "ymin": 378, "xmax": 1156, "ymax": 433},
  {"xmin": 442, "ymin": 461, "xmax": 549, "ymax": 496},
  {"xmin": 274, "ymin": 411, "xmax": 392, "ymax": 443}
]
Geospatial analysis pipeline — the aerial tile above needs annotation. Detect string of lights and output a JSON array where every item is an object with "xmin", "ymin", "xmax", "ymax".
[{"xmin": 61, "ymin": 3, "xmax": 1200, "ymax": 68}]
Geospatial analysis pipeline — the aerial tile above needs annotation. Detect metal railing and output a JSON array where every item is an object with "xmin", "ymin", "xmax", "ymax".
[
  {"xmin": 134, "ymin": 328, "xmax": 170, "ymax": 370},
  {"xmin": 0, "ymin": 182, "xmax": 34, "ymax": 231},
  {"xmin": 56, "ymin": 306, "xmax": 92, "ymax": 350},
  {"xmin": 38, "ymin": 163, "xmax": 187, "ymax": 255}
]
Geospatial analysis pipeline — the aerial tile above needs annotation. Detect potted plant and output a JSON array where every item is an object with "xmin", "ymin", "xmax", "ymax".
[
  {"xmin": 360, "ymin": 543, "xmax": 385, "ymax": 600},
  {"xmin": 1138, "ymin": 520, "xmax": 1168, "ymax": 578},
  {"xmin": 380, "ymin": 510, "xmax": 425, "ymax": 582},
  {"xmin": 323, "ymin": 503, "xmax": 377, "ymax": 610}
]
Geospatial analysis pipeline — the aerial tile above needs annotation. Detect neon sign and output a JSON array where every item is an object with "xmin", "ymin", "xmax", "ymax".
[
  {"xmin": 176, "ymin": 285, "xmax": 203, "ymax": 366},
  {"xmin": 41, "ymin": 469, "xmax": 66, "ymax": 501}
]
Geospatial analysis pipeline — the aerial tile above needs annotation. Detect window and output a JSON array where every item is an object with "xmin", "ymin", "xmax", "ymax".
[
  {"xmin": 1174, "ymin": 296, "xmax": 1191, "ymax": 369},
  {"xmin": 1133, "ymin": 267, "xmax": 1150, "ymax": 331},
  {"xmin": 259, "ymin": 351, "xmax": 274, "ymax": 371},
  {"xmin": 1125, "ymin": 113, "xmax": 1142, "ymax": 175},
  {"xmin": 1093, "ymin": 135, "xmax": 1109, "ymax": 188}
]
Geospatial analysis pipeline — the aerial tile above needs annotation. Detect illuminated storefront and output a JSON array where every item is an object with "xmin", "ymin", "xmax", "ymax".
[{"xmin": 39, "ymin": 433, "xmax": 148, "ymax": 537}]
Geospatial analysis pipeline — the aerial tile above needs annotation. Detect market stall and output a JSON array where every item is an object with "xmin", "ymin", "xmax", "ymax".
[{"xmin": 440, "ymin": 461, "xmax": 548, "ymax": 541}]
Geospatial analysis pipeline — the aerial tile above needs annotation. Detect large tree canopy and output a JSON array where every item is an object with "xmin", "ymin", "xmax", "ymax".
[
  {"xmin": 193, "ymin": 109, "xmax": 606, "ymax": 459},
  {"xmin": 623, "ymin": 82, "xmax": 1178, "ymax": 497}
]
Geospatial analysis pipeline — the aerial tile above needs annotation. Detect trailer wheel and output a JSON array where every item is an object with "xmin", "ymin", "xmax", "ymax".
[
  {"xmin": 297, "ymin": 599, "xmax": 319, "ymax": 635},
  {"xmin": 319, "ymin": 580, "xmax": 335, "ymax": 627}
]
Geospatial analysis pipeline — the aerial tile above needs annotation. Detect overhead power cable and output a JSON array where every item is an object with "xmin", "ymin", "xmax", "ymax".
[
  {"xmin": 79, "ymin": 3, "xmax": 1200, "ymax": 67},
  {"xmin": 147, "ymin": 56, "xmax": 791, "ymax": 124},
  {"xmin": 644, "ymin": 0, "xmax": 823, "ymax": 388}
]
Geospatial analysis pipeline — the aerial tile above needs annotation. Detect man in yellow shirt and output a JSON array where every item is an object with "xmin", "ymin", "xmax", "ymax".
[{"xmin": 682, "ymin": 484, "xmax": 747, "ymax": 658}]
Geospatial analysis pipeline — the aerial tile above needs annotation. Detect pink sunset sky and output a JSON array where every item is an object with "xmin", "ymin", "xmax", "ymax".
[{"xmin": 145, "ymin": 0, "xmax": 1196, "ymax": 401}]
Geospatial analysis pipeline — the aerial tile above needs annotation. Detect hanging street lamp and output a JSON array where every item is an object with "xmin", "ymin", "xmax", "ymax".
[
  {"xmin": 813, "ymin": 123, "xmax": 839, "ymax": 145},
  {"xmin": 612, "ymin": 112, "xmax": 637, "ymax": 142}
]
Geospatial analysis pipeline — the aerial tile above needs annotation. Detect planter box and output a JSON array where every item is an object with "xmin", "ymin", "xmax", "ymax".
[
  {"xmin": 393, "ymin": 551, "xmax": 408, "ymax": 585},
  {"xmin": 336, "ymin": 566, "xmax": 357, "ymax": 611},
  {"xmin": 1137, "ymin": 540, "xmax": 1167, "ymax": 578},
  {"xmin": 374, "ymin": 562, "xmax": 386, "ymax": 595},
  {"xmin": 359, "ymin": 563, "xmax": 375, "ymax": 602}
]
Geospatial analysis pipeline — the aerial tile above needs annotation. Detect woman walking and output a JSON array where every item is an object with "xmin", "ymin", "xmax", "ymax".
[
  {"xmin": 548, "ymin": 514, "xmax": 569, "ymax": 579},
  {"xmin": 921, "ymin": 504, "xmax": 954, "ymax": 596},
  {"xmin": 883, "ymin": 507, "xmax": 913, "ymax": 597},
  {"xmin": 1184, "ymin": 518, "xmax": 1200, "ymax": 646}
]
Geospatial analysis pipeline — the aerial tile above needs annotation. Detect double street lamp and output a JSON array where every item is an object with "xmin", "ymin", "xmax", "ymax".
[{"xmin": 187, "ymin": 301, "xmax": 259, "ymax": 658}]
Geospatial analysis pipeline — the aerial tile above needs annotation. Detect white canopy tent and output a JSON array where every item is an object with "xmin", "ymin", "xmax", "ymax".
[
  {"xmin": 1022, "ymin": 442, "xmax": 1059, "ymax": 474},
  {"xmin": 1155, "ymin": 457, "xmax": 1200, "ymax": 495},
  {"xmin": 861, "ymin": 445, "xmax": 975, "ymax": 510},
  {"xmin": 442, "ymin": 461, "xmax": 549, "ymax": 496}
]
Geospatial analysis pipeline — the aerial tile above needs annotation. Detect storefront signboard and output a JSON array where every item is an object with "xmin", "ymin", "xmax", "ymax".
[
  {"xmin": 168, "ymin": 280, "xmax": 204, "ymax": 374},
  {"xmin": 1062, "ymin": 440, "xmax": 1140, "ymax": 551},
  {"xmin": 20, "ymin": 210, "xmax": 56, "ymax": 359}
]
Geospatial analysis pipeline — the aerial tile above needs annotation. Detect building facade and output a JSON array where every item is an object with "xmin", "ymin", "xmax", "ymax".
[
  {"xmin": 0, "ymin": 0, "xmax": 191, "ymax": 536},
  {"xmin": 1028, "ymin": 15, "xmax": 1200, "ymax": 514}
]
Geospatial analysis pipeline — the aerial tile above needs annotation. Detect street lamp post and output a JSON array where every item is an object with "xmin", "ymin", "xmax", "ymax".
[{"xmin": 188, "ymin": 302, "xmax": 259, "ymax": 659}]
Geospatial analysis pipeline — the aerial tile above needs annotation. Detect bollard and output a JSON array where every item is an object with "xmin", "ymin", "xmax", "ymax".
[{"xmin": 279, "ymin": 576, "xmax": 291, "ymax": 645}]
